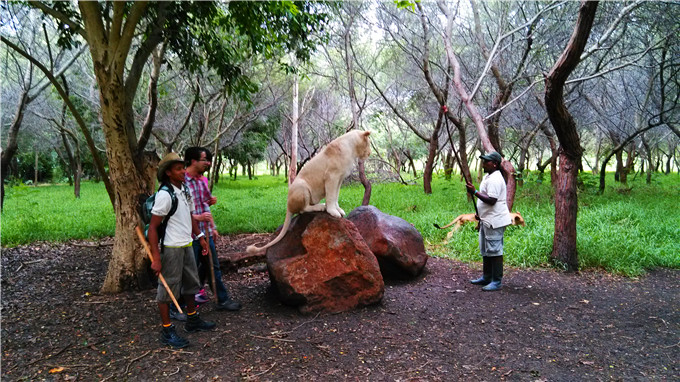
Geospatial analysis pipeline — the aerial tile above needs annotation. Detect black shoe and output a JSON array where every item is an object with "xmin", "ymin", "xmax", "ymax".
[
  {"xmin": 216, "ymin": 299, "xmax": 242, "ymax": 311},
  {"xmin": 471, "ymin": 257, "xmax": 492, "ymax": 285},
  {"xmin": 470, "ymin": 276, "xmax": 491, "ymax": 285},
  {"xmin": 160, "ymin": 325, "xmax": 189, "ymax": 348},
  {"xmin": 169, "ymin": 308, "xmax": 187, "ymax": 322},
  {"xmin": 482, "ymin": 280, "xmax": 502, "ymax": 291},
  {"xmin": 184, "ymin": 313, "xmax": 216, "ymax": 333},
  {"xmin": 482, "ymin": 256, "xmax": 503, "ymax": 291}
]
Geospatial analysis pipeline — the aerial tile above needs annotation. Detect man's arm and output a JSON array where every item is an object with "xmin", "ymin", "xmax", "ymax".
[
  {"xmin": 473, "ymin": 190, "xmax": 498, "ymax": 205},
  {"xmin": 466, "ymin": 181, "xmax": 498, "ymax": 205},
  {"xmin": 191, "ymin": 214, "xmax": 210, "ymax": 255},
  {"xmin": 148, "ymin": 214, "xmax": 165, "ymax": 275}
]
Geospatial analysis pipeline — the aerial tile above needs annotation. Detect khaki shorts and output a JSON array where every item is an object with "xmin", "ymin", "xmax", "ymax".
[
  {"xmin": 479, "ymin": 223, "xmax": 506, "ymax": 257},
  {"xmin": 155, "ymin": 245, "xmax": 201, "ymax": 303}
]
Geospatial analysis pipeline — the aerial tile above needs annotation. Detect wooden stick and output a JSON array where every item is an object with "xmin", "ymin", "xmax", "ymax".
[
  {"xmin": 207, "ymin": 242, "xmax": 217, "ymax": 299},
  {"xmin": 135, "ymin": 226, "xmax": 183, "ymax": 313}
]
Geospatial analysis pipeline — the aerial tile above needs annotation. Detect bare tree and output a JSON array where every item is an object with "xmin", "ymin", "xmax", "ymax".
[
  {"xmin": 544, "ymin": 0, "xmax": 599, "ymax": 271},
  {"xmin": 1, "ymin": 5, "xmax": 90, "ymax": 207}
]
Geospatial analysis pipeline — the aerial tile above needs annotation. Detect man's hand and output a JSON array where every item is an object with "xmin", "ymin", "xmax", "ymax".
[
  {"xmin": 200, "ymin": 237, "xmax": 209, "ymax": 256},
  {"xmin": 195, "ymin": 212, "xmax": 212, "ymax": 222},
  {"xmin": 151, "ymin": 260, "xmax": 162, "ymax": 276},
  {"xmin": 465, "ymin": 182, "xmax": 476, "ymax": 195},
  {"xmin": 208, "ymin": 196, "xmax": 217, "ymax": 205}
]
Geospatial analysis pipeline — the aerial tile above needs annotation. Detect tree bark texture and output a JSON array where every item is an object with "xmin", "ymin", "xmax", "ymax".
[
  {"xmin": 423, "ymin": 112, "xmax": 443, "ymax": 195},
  {"xmin": 544, "ymin": 0, "xmax": 599, "ymax": 272},
  {"xmin": 98, "ymin": 80, "xmax": 154, "ymax": 293},
  {"xmin": 552, "ymin": 149, "xmax": 580, "ymax": 270},
  {"xmin": 288, "ymin": 75, "xmax": 299, "ymax": 185},
  {"xmin": 1, "ymin": 89, "xmax": 29, "ymax": 209},
  {"xmin": 76, "ymin": 1, "xmax": 160, "ymax": 292}
]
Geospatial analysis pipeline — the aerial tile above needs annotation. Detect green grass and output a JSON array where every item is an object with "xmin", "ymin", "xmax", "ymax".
[
  {"xmin": 1, "ymin": 182, "xmax": 115, "ymax": 244},
  {"xmin": 2, "ymin": 172, "xmax": 679, "ymax": 276}
]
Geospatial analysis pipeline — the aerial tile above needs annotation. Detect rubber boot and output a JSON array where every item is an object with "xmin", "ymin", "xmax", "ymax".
[
  {"xmin": 482, "ymin": 256, "xmax": 503, "ymax": 291},
  {"xmin": 184, "ymin": 312, "xmax": 216, "ymax": 333},
  {"xmin": 160, "ymin": 325, "xmax": 189, "ymax": 348},
  {"xmin": 470, "ymin": 257, "xmax": 491, "ymax": 285}
]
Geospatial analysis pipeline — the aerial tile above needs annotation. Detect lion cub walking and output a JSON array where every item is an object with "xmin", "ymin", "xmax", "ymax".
[{"xmin": 246, "ymin": 130, "xmax": 371, "ymax": 255}]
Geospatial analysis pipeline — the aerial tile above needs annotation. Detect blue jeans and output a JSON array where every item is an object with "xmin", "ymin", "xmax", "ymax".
[{"xmin": 192, "ymin": 236, "xmax": 231, "ymax": 303}]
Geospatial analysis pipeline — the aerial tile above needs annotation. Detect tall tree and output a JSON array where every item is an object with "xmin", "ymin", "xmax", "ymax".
[
  {"xmin": 27, "ymin": 1, "xmax": 327, "ymax": 292},
  {"xmin": 1, "ymin": 4, "xmax": 87, "ymax": 208},
  {"xmin": 544, "ymin": 0, "xmax": 599, "ymax": 271}
]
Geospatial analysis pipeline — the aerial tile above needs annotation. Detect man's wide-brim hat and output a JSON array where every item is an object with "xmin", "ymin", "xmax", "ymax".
[
  {"xmin": 157, "ymin": 152, "xmax": 184, "ymax": 181},
  {"xmin": 479, "ymin": 151, "xmax": 503, "ymax": 164}
]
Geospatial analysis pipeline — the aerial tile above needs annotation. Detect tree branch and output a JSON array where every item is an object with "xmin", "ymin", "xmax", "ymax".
[
  {"xmin": 1, "ymin": 35, "xmax": 114, "ymax": 205},
  {"xmin": 28, "ymin": 0, "xmax": 84, "ymax": 38},
  {"xmin": 580, "ymin": 0, "xmax": 645, "ymax": 61},
  {"xmin": 137, "ymin": 42, "xmax": 166, "ymax": 153}
]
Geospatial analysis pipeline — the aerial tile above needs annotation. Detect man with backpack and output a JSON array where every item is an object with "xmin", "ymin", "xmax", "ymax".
[
  {"xmin": 184, "ymin": 147, "xmax": 242, "ymax": 312},
  {"xmin": 148, "ymin": 152, "xmax": 216, "ymax": 348}
]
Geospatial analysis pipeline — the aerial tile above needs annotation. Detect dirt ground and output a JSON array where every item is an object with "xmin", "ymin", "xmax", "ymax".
[{"xmin": 1, "ymin": 234, "xmax": 678, "ymax": 381}]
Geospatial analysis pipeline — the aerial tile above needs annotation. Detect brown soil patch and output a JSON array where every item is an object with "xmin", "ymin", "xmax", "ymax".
[{"xmin": 1, "ymin": 235, "xmax": 678, "ymax": 381}]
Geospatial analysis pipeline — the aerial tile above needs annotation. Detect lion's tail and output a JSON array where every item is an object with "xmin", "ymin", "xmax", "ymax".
[
  {"xmin": 246, "ymin": 210, "xmax": 294, "ymax": 255},
  {"xmin": 438, "ymin": 215, "xmax": 462, "ymax": 230}
]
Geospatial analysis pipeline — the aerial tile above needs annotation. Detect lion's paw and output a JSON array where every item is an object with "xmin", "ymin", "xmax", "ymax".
[{"xmin": 326, "ymin": 208, "xmax": 342, "ymax": 218}]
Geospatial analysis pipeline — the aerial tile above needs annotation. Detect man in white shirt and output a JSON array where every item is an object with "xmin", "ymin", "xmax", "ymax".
[
  {"xmin": 465, "ymin": 151, "xmax": 512, "ymax": 291},
  {"xmin": 149, "ymin": 153, "xmax": 216, "ymax": 348}
]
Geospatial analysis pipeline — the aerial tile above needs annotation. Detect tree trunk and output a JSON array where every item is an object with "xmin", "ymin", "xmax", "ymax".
[
  {"xmin": 592, "ymin": 134, "xmax": 601, "ymax": 175},
  {"xmin": 614, "ymin": 150, "xmax": 623, "ymax": 182},
  {"xmin": 553, "ymin": 149, "xmax": 580, "ymax": 270},
  {"xmin": 98, "ymin": 84, "xmax": 154, "ymax": 293},
  {"xmin": 439, "ymin": 0, "xmax": 516, "ymax": 210},
  {"xmin": 423, "ymin": 112, "xmax": 443, "ymax": 194},
  {"xmin": 74, "ymin": 160, "xmax": 82, "ymax": 198},
  {"xmin": 622, "ymin": 144, "xmax": 637, "ymax": 185},
  {"xmin": 288, "ymin": 74, "xmax": 299, "ymax": 185},
  {"xmin": 517, "ymin": 125, "xmax": 540, "ymax": 187},
  {"xmin": 457, "ymin": 128, "xmax": 471, "ymax": 183},
  {"xmin": 642, "ymin": 136, "xmax": 653, "ymax": 184},
  {"xmin": 60, "ymin": 129, "xmax": 82, "ymax": 198},
  {"xmin": 544, "ymin": 0, "xmax": 599, "ymax": 272},
  {"xmin": 215, "ymin": 153, "xmax": 222, "ymax": 185},
  {"xmin": 443, "ymin": 149, "xmax": 453, "ymax": 180},
  {"xmin": 517, "ymin": 149, "xmax": 527, "ymax": 187},
  {"xmin": 77, "ymin": 0, "xmax": 162, "ymax": 293},
  {"xmin": 403, "ymin": 151, "xmax": 417, "ymax": 178},
  {"xmin": 34, "ymin": 146, "xmax": 39, "ymax": 184},
  {"xmin": 1, "ymin": 89, "xmax": 29, "ymax": 209}
]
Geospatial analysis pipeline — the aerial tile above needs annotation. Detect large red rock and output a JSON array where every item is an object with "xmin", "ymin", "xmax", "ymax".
[
  {"xmin": 265, "ymin": 212, "xmax": 384, "ymax": 313},
  {"xmin": 346, "ymin": 205, "xmax": 428, "ymax": 279}
]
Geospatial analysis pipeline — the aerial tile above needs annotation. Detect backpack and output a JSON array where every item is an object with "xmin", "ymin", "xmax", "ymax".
[{"xmin": 139, "ymin": 182, "xmax": 178, "ymax": 248}]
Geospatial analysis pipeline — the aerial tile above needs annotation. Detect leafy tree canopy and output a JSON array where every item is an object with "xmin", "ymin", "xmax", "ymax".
[
  {"xmin": 225, "ymin": 115, "xmax": 281, "ymax": 165},
  {"xmin": 45, "ymin": 1, "xmax": 330, "ymax": 102}
]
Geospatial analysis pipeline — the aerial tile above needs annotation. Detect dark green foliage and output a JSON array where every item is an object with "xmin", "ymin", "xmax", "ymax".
[
  {"xmin": 45, "ymin": 1, "xmax": 330, "ymax": 102},
  {"xmin": 577, "ymin": 171, "xmax": 599, "ymax": 192},
  {"xmin": 48, "ymin": 0, "xmax": 83, "ymax": 50},
  {"xmin": 8, "ymin": 150, "xmax": 55, "ymax": 184},
  {"xmin": 223, "ymin": 115, "xmax": 280, "ymax": 170},
  {"xmin": 159, "ymin": 1, "xmax": 329, "ymax": 101}
]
